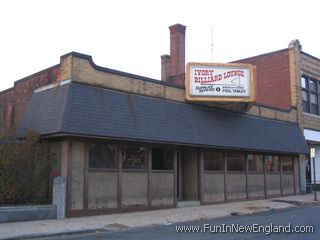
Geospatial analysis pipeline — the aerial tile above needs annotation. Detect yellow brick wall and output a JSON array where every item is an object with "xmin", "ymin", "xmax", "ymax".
[
  {"xmin": 302, "ymin": 113, "xmax": 320, "ymax": 130},
  {"xmin": 289, "ymin": 49, "xmax": 298, "ymax": 108},
  {"xmin": 60, "ymin": 55, "xmax": 73, "ymax": 81}
]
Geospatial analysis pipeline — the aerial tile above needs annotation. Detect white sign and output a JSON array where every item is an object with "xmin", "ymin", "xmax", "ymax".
[
  {"xmin": 311, "ymin": 148, "xmax": 315, "ymax": 158},
  {"xmin": 190, "ymin": 65, "xmax": 250, "ymax": 97},
  {"xmin": 185, "ymin": 63, "xmax": 256, "ymax": 102}
]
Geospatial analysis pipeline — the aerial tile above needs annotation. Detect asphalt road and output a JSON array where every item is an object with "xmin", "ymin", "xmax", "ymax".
[{"xmin": 39, "ymin": 205, "xmax": 320, "ymax": 240}]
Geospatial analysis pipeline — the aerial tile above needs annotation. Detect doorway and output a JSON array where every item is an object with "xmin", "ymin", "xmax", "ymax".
[{"xmin": 176, "ymin": 148, "xmax": 199, "ymax": 203}]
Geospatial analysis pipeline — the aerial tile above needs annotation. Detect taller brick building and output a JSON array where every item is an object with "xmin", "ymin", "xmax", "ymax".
[
  {"xmin": 232, "ymin": 40, "xmax": 320, "ymax": 191},
  {"xmin": 0, "ymin": 24, "xmax": 313, "ymax": 217}
]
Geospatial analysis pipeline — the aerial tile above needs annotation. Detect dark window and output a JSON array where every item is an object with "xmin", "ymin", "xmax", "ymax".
[
  {"xmin": 226, "ymin": 152, "xmax": 246, "ymax": 171},
  {"xmin": 247, "ymin": 154, "xmax": 264, "ymax": 172},
  {"xmin": 301, "ymin": 75, "xmax": 320, "ymax": 115},
  {"xmin": 302, "ymin": 90, "xmax": 310, "ymax": 112},
  {"xmin": 122, "ymin": 145, "xmax": 147, "ymax": 169},
  {"xmin": 89, "ymin": 143, "xmax": 118, "ymax": 169},
  {"xmin": 281, "ymin": 156, "xmax": 294, "ymax": 172},
  {"xmin": 203, "ymin": 150, "xmax": 224, "ymax": 171},
  {"xmin": 309, "ymin": 80, "xmax": 317, "ymax": 92},
  {"xmin": 311, "ymin": 93, "xmax": 319, "ymax": 115},
  {"xmin": 265, "ymin": 155, "xmax": 280, "ymax": 172},
  {"xmin": 302, "ymin": 90, "xmax": 309, "ymax": 101},
  {"xmin": 152, "ymin": 148, "xmax": 174, "ymax": 170}
]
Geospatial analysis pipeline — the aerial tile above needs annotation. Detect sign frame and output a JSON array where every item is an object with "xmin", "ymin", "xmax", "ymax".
[{"xmin": 185, "ymin": 62, "xmax": 257, "ymax": 102}]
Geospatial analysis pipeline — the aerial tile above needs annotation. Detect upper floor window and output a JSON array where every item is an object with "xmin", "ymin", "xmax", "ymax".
[{"xmin": 301, "ymin": 75, "xmax": 320, "ymax": 115}]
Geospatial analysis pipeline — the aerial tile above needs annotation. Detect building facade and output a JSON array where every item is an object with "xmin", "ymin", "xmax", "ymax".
[
  {"xmin": 0, "ymin": 24, "xmax": 312, "ymax": 217},
  {"xmin": 300, "ymin": 51, "xmax": 320, "ymax": 190}
]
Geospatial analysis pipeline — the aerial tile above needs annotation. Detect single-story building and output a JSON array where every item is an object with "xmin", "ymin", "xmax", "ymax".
[{"xmin": 1, "ymin": 24, "xmax": 309, "ymax": 217}]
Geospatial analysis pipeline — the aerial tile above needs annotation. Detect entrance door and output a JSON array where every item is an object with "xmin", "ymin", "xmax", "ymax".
[
  {"xmin": 176, "ymin": 151, "xmax": 183, "ymax": 200},
  {"xmin": 176, "ymin": 148, "xmax": 199, "ymax": 202},
  {"xmin": 182, "ymin": 148, "xmax": 199, "ymax": 201}
]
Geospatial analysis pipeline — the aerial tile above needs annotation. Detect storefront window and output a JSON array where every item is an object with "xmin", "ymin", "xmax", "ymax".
[
  {"xmin": 281, "ymin": 156, "xmax": 294, "ymax": 172},
  {"xmin": 203, "ymin": 150, "xmax": 224, "ymax": 171},
  {"xmin": 122, "ymin": 145, "xmax": 147, "ymax": 169},
  {"xmin": 226, "ymin": 152, "xmax": 246, "ymax": 171},
  {"xmin": 247, "ymin": 154, "xmax": 263, "ymax": 172},
  {"xmin": 89, "ymin": 143, "xmax": 118, "ymax": 169},
  {"xmin": 265, "ymin": 155, "xmax": 280, "ymax": 172},
  {"xmin": 152, "ymin": 148, "xmax": 174, "ymax": 170}
]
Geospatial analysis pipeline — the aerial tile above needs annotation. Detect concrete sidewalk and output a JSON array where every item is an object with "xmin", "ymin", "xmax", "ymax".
[{"xmin": 0, "ymin": 193, "xmax": 318, "ymax": 240}]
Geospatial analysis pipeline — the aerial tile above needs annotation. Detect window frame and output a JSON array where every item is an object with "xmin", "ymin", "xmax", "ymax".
[
  {"xmin": 280, "ymin": 155, "xmax": 294, "ymax": 172},
  {"xmin": 88, "ymin": 142, "xmax": 119, "ymax": 170},
  {"xmin": 122, "ymin": 144, "xmax": 148, "ymax": 170},
  {"xmin": 151, "ymin": 147, "xmax": 174, "ymax": 171},
  {"xmin": 301, "ymin": 75, "xmax": 320, "ymax": 115},
  {"xmin": 247, "ymin": 154, "xmax": 264, "ymax": 172},
  {"xmin": 226, "ymin": 152, "xmax": 246, "ymax": 172},
  {"xmin": 265, "ymin": 155, "xmax": 280, "ymax": 172},
  {"xmin": 202, "ymin": 149, "xmax": 225, "ymax": 172}
]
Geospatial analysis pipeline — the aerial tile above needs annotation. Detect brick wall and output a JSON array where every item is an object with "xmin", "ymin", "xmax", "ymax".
[
  {"xmin": 0, "ymin": 88, "xmax": 15, "ymax": 129},
  {"xmin": 0, "ymin": 66, "xmax": 61, "ymax": 130},
  {"xmin": 302, "ymin": 113, "xmax": 320, "ymax": 130},
  {"xmin": 235, "ymin": 49, "xmax": 292, "ymax": 110},
  {"xmin": 301, "ymin": 53, "xmax": 320, "ymax": 80}
]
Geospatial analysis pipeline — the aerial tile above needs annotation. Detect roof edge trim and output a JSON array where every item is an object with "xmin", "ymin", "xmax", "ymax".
[
  {"xmin": 42, "ymin": 132, "xmax": 307, "ymax": 155},
  {"xmin": 34, "ymin": 79, "xmax": 71, "ymax": 93}
]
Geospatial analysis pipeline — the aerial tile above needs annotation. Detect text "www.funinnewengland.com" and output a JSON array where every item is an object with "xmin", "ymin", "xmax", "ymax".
[{"xmin": 176, "ymin": 223, "xmax": 314, "ymax": 235}]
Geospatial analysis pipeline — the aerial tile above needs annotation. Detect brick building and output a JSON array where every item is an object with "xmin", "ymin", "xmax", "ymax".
[
  {"xmin": 298, "ymin": 49, "xmax": 320, "ymax": 190},
  {"xmin": 234, "ymin": 40, "xmax": 320, "ymax": 191},
  {"xmin": 0, "ymin": 24, "xmax": 311, "ymax": 217}
]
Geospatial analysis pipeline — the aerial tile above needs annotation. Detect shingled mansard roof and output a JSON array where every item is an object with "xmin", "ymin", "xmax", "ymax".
[{"xmin": 17, "ymin": 82, "xmax": 308, "ymax": 154}]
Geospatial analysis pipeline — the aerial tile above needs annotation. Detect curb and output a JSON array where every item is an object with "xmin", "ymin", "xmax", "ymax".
[
  {"xmin": 2, "ymin": 228, "xmax": 108, "ymax": 240},
  {"xmin": 271, "ymin": 199, "xmax": 320, "ymax": 206}
]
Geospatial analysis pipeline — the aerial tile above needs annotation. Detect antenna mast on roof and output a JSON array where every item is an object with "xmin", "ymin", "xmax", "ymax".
[{"xmin": 211, "ymin": 26, "xmax": 213, "ymax": 62}]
